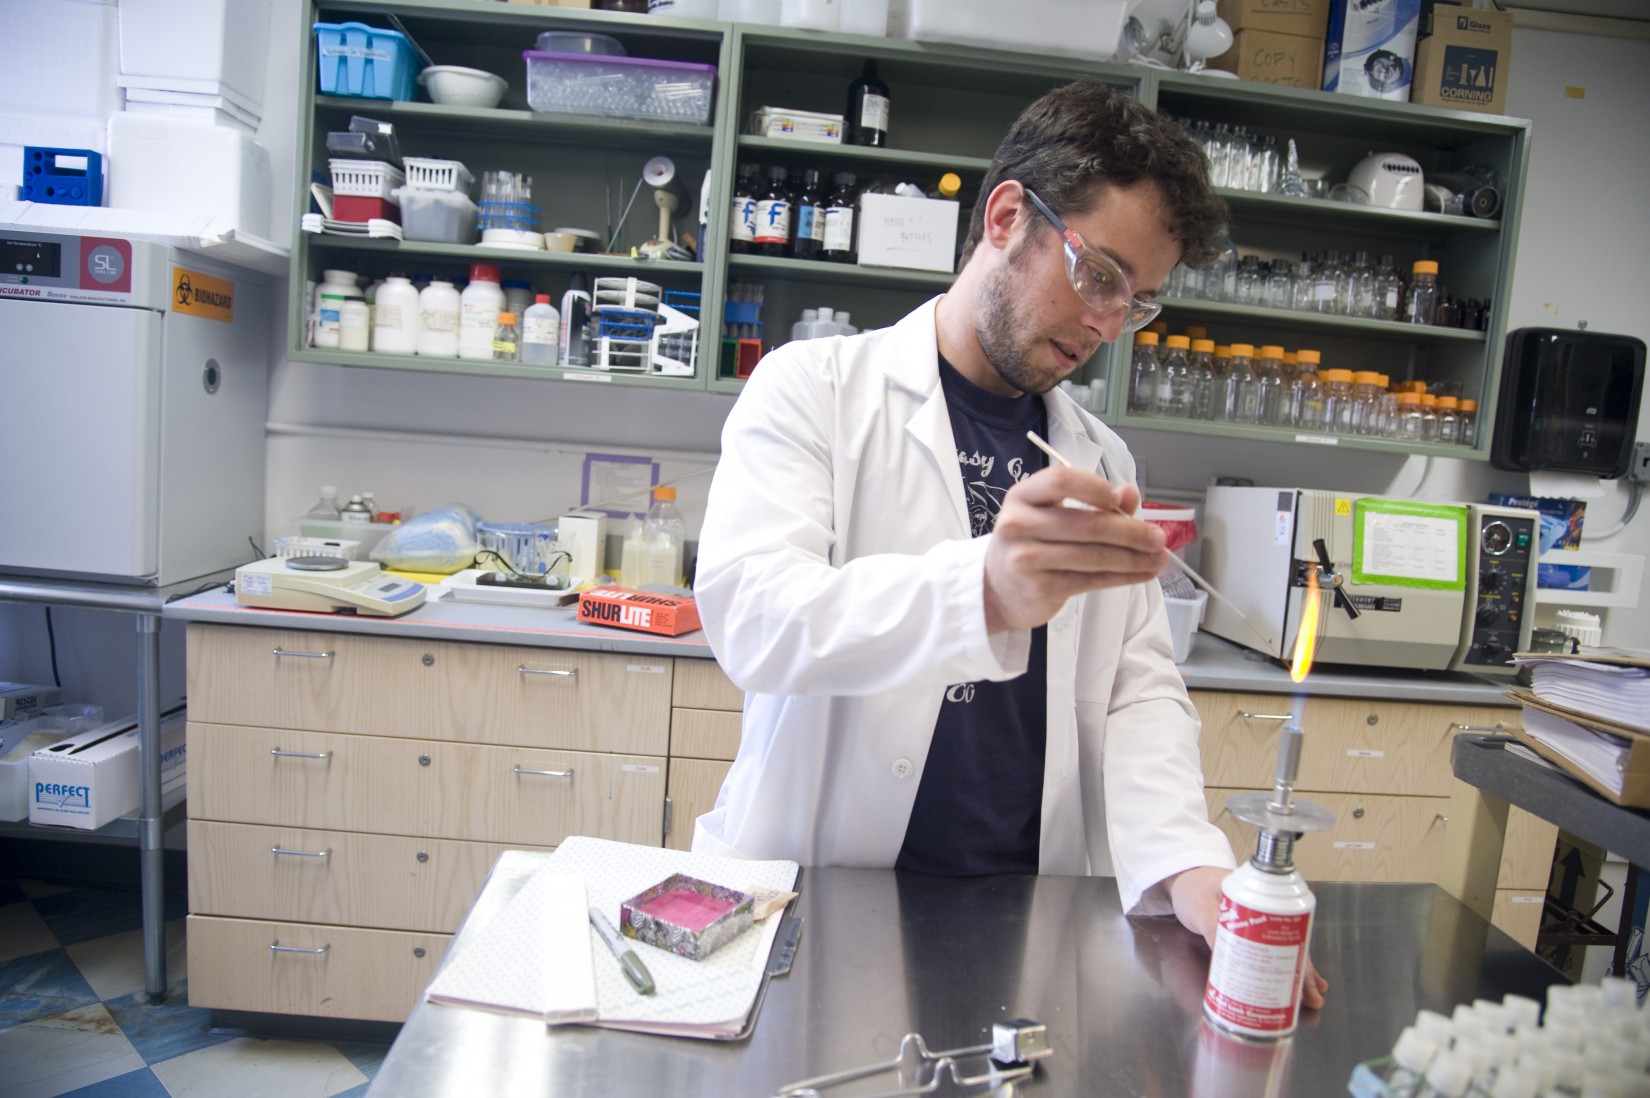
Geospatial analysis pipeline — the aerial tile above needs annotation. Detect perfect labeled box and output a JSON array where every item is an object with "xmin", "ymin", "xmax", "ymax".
[
  {"xmin": 1, "ymin": 683, "xmax": 64, "ymax": 721},
  {"xmin": 1411, "ymin": 3, "xmax": 1513, "ymax": 114},
  {"xmin": 1216, "ymin": 0, "xmax": 1329, "ymax": 39},
  {"xmin": 1322, "ymin": 0, "xmax": 1422, "ymax": 101},
  {"xmin": 855, "ymin": 193, "xmax": 959, "ymax": 274},
  {"xmin": 29, "ymin": 710, "xmax": 186, "ymax": 830},
  {"xmin": 1209, "ymin": 29, "xmax": 1325, "ymax": 87}
]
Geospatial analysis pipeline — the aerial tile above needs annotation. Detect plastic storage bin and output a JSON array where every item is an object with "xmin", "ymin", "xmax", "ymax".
[
  {"xmin": 523, "ymin": 51, "xmax": 715, "ymax": 124},
  {"xmin": 315, "ymin": 22, "xmax": 420, "ymax": 101},
  {"xmin": 392, "ymin": 186, "xmax": 478, "ymax": 243},
  {"xmin": 402, "ymin": 158, "xmax": 475, "ymax": 194},
  {"xmin": 904, "ymin": 0, "xmax": 1129, "ymax": 61},
  {"xmin": 329, "ymin": 159, "xmax": 405, "ymax": 200}
]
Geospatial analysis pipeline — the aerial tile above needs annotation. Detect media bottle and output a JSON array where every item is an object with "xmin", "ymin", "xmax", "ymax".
[
  {"xmin": 306, "ymin": 486, "xmax": 343, "ymax": 521},
  {"xmin": 371, "ymin": 274, "xmax": 420, "ymax": 355},
  {"xmin": 620, "ymin": 486, "xmax": 686, "ymax": 588},
  {"xmin": 521, "ymin": 294, "xmax": 560, "ymax": 365},
  {"xmin": 1405, "ymin": 260, "xmax": 1439, "ymax": 325},
  {"xmin": 1157, "ymin": 335, "xmax": 1191, "ymax": 417},
  {"xmin": 1127, "ymin": 331, "xmax": 1161, "ymax": 415},
  {"xmin": 458, "ymin": 263, "xmax": 505, "ymax": 361},
  {"xmin": 1219, "ymin": 343, "xmax": 1258, "ymax": 424},
  {"xmin": 415, "ymin": 279, "xmax": 461, "ymax": 357},
  {"xmin": 845, "ymin": 60, "xmax": 889, "ymax": 147},
  {"xmin": 492, "ymin": 312, "xmax": 520, "ymax": 362}
]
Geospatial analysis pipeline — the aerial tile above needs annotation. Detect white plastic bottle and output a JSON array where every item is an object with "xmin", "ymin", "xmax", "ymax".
[
  {"xmin": 621, "ymin": 486, "xmax": 686, "ymax": 587},
  {"xmin": 312, "ymin": 269, "xmax": 360, "ymax": 348},
  {"xmin": 458, "ymin": 262, "xmax": 505, "ymax": 361},
  {"xmin": 372, "ymin": 275, "xmax": 421, "ymax": 355},
  {"xmin": 339, "ymin": 298, "xmax": 370, "ymax": 352},
  {"xmin": 416, "ymin": 279, "xmax": 461, "ymax": 357},
  {"xmin": 521, "ymin": 294, "xmax": 560, "ymax": 365}
]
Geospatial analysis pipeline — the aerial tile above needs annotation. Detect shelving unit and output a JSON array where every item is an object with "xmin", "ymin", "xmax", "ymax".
[{"xmin": 288, "ymin": 2, "xmax": 1530, "ymax": 457}]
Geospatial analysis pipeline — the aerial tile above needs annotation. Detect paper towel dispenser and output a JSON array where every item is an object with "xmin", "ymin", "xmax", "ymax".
[{"xmin": 1491, "ymin": 328, "xmax": 1645, "ymax": 479}]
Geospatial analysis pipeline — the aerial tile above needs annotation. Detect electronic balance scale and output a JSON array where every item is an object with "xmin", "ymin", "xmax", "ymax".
[{"xmin": 235, "ymin": 557, "xmax": 427, "ymax": 617}]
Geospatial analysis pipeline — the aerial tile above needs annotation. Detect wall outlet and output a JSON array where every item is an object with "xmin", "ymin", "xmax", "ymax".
[{"xmin": 1633, "ymin": 441, "xmax": 1650, "ymax": 484}]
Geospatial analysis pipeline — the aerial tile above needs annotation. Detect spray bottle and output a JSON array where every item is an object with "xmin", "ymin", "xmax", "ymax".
[{"xmin": 1203, "ymin": 697, "xmax": 1334, "ymax": 1041}]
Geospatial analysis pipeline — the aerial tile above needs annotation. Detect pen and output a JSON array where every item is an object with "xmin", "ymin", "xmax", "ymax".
[
  {"xmin": 589, "ymin": 906, "xmax": 655, "ymax": 996},
  {"xmin": 1024, "ymin": 430, "xmax": 1276, "ymax": 650}
]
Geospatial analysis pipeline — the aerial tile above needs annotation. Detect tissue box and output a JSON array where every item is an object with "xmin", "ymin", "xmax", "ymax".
[
  {"xmin": 1411, "ymin": 2, "xmax": 1513, "ymax": 114},
  {"xmin": 856, "ymin": 193, "xmax": 959, "ymax": 273},
  {"xmin": 578, "ymin": 587, "xmax": 701, "ymax": 636},
  {"xmin": 29, "ymin": 710, "xmax": 186, "ymax": 830},
  {"xmin": 621, "ymin": 874, "xmax": 754, "ymax": 961},
  {"xmin": 1322, "ymin": 0, "xmax": 1421, "ymax": 101},
  {"xmin": 1, "ymin": 683, "xmax": 64, "ymax": 721}
]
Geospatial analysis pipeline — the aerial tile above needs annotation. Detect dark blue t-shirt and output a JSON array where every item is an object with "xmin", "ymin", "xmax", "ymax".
[{"xmin": 895, "ymin": 355, "xmax": 1049, "ymax": 877}]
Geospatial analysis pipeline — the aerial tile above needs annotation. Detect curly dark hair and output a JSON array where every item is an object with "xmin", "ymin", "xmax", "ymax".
[{"xmin": 960, "ymin": 80, "xmax": 1228, "ymax": 269}]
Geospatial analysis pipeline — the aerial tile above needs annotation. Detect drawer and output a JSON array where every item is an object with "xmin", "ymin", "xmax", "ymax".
[
  {"xmin": 188, "ymin": 820, "xmax": 549, "ymax": 933},
  {"xmin": 670, "ymin": 707, "xmax": 742, "ymax": 761},
  {"xmin": 1205, "ymin": 787, "xmax": 1450, "ymax": 883},
  {"xmin": 1499, "ymin": 807, "xmax": 1558, "ymax": 892},
  {"xmin": 1491, "ymin": 889, "xmax": 1545, "ymax": 951},
  {"xmin": 187, "ymin": 622, "xmax": 672, "ymax": 754},
  {"xmin": 1193, "ymin": 691, "xmax": 1515, "ymax": 797},
  {"xmin": 672, "ymin": 657, "xmax": 744, "ymax": 711},
  {"xmin": 186, "ymin": 914, "xmax": 447, "ymax": 1022},
  {"xmin": 189, "ymin": 722, "xmax": 666, "ymax": 847},
  {"xmin": 665, "ymin": 758, "xmax": 733, "ymax": 852}
]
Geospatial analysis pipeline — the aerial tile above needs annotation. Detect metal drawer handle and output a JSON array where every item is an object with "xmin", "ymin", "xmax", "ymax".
[
  {"xmin": 269, "ymin": 941, "xmax": 329, "ymax": 955},
  {"xmin": 1450, "ymin": 723, "xmax": 1507, "ymax": 733},
  {"xmin": 271, "ymin": 846, "xmax": 330, "ymax": 859},
  {"xmin": 270, "ymin": 749, "xmax": 332, "ymax": 760},
  {"xmin": 517, "ymin": 666, "xmax": 577, "ymax": 679},
  {"xmin": 513, "ymin": 766, "xmax": 574, "ymax": 779},
  {"xmin": 272, "ymin": 647, "xmax": 334, "ymax": 660},
  {"xmin": 1238, "ymin": 711, "xmax": 1293, "ymax": 721}
]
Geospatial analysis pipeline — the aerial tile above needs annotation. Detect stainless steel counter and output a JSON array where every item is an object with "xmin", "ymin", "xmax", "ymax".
[
  {"xmin": 167, "ymin": 589, "xmax": 1515, "ymax": 705},
  {"xmin": 370, "ymin": 859, "xmax": 1562, "ymax": 1097}
]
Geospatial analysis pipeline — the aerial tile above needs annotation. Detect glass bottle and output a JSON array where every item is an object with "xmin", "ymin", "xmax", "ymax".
[
  {"xmin": 1396, "ymin": 392, "xmax": 1425, "ymax": 441},
  {"xmin": 1291, "ymin": 254, "xmax": 1316, "ymax": 312},
  {"xmin": 306, "ymin": 485, "xmax": 343, "ymax": 520},
  {"xmin": 1254, "ymin": 345, "xmax": 1287, "ymax": 425},
  {"xmin": 845, "ymin": 60, "xmax": 889, "ymax": 147},
  {"xmin": 1374, "ymin": 254, "xmax": 1404, "ymax": 321},
  {"xmin": 1265, "ymin": 259, "xmax": 1293, "ymax": 310},
  {"xmin": 1349, "ymin": 371, "xmax": 1382, "ymax": 436},
  {"xmin": 1128, "ymin": 331, "xmax": 1162, "ymax": 415},
  {"xmin": 1458, "ymin": 399, "xmax": 1479, "ymax": 446},
  {"xmin": 729, "ymin": 162, "xmax": 758, "ymax": 255},
  {"xmin": 1209, "ymin": 123, "xmax": 1233, "ymax": 188},
  {"xmin": 1419, "ymin": 394, "xmax": 1440, "ymax": 441},
  {"xmin": 1321, "ymin": 368, "xmax": 1355, "ymax": 433},
  {"xmin": 621, "ymin": 486, "xmax": 687, "ymax": 588},
  {"xmin": 1256, "ymin": 134, "xmax": 1279, "ymax": 193},
  {"xmin": 1234, "ymin": 254, "xmax": 1265, "ymax": 307},
  {"xmin": 1345, "ymin": 250, "xmax": 1377, "ymax": 318},
  {"xmin": 1202, "ymin": 235, "xmax": 1236, "ymax": 303},
  {"xmin": 1188, "ymin": 338, "xmax": 1218, "ymax": 420},
  {"xmin": 1220, "ymin": 343, "xmax": 1259, "ymax": 423},
  {"xmin": 1405, "ymin": 260, "xmax": 1439, "ymax": 325},
  {"xmin": 1436, "ymin": 396, "xmax": 1461, "ymax": 445},
  {"xmin": 1280, "ymin": 350, "xmax": 1299, "ymax": 381},
  {"xmin": 1158, "ymin": 335, "xmax": 1192, "ymax": 417},
  {"xmin": 1375, "ymin": 375, "xmax": 1399, "ymax": 437},
  {"xmin": 492, "ymin": 311, "xmax": 520, "ymax": 362},
  {"xmin": 822, "ymin": 172, "xmax": 858, "ymax": 263},
  {"xmin": 754, "ymin": 165, "xmax": 793, "ymax": 257},
  {"xmin": 1291, "ymin": 350, "xmax": 1327, "ymax": 431},
  {"xmin": 790, "ymin": 168, "xmax": 825, "ymax": 260},
  {"xmin": 929, "ymin": 172, "xmax": 961, "ymax": 200},
  {"xmin": 1312, "ymin": 249, "xmax": 1343, "ymax": 314},
  {"xmin": 1213, "ymin": 345, "xmax": 1231, "ymax": 379}
]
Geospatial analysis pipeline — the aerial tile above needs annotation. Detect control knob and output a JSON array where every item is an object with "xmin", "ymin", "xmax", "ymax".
[
  {"xmin": 1476, "ymin": 604, "xmax": 1502, "ymax": 627},
  {"xmin": 1479, "ymin": 567, "xmax": 1505, "ymax": 594}
]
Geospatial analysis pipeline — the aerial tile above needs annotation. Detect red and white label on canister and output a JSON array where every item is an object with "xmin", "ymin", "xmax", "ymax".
[{"xmin": 1204, "ymin": 894, "xmax": 1311, "ymax": 1037}]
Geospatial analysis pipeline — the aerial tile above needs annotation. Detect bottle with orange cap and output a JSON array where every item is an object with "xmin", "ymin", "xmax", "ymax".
[
  {"xmin": 1220, "ymin": 343, "xmax": 1259, "ymax": 424},
  {"xmin": 1188, "ymin": 338, "xmax": 1218, "ymax": 420},
  {"xmin": 1350, "ymin": 371, "xmax": 1383, "ymax": 436},
  {"xmin": 1320, "ymin": 368, "xmax": 1356, "ymax": 433},
  {"xmin": 1458, "ymin": 399, "xmax": 1479, "ymax": 446},
  {"xmin": 1404, "ymin": 260, "xmax": 1439, "ymax": 325},
  {"xmin": 1255, "ymin": 345, "xmax": 1288, "ymax": 426},
  {"xmin": 1418, "ymin": 393, "xmax": 1440, "ymax": 442},
  {"xmin": 1436, "ymin": 396, "xmax": 1462, "ymax": 444},
  {"xmin": 1159, "ymin": 335, "xmax": 1192, "ymax": 417},
  {"xmin": 1396, "ymin": 392, "xmax": 1425, "ymax": 440},
  {"xmin": 1291, "ymin": 350, "xmax": 1327, "ymax": 431},
  {"xmin": 1374, "ymin": 374, "xmax": 1397, "ymax": 437},
  {"xmin": 1129, "ymin": 331, "xmax": 1162, "ymax": 415}
]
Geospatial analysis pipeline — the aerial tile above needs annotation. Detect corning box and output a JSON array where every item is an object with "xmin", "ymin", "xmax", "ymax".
[
  {"xmin": 1322, "ymin": 0, "xmax": 1422, "ymax": 101},
  {"xmin": 29, "ymin": 710, "xmax": 186, "ymax": 830},
  {"xmin": 1208, "ymin": 29, "xmax": 1325, "ymax": 87},
  {"xmin": 1216, "ymin": 0, "xmax": 1330, "ymax": 39},
  {"xmin": 1411, "ymin": 3, "xmax": 1513, "ymax": 114},
  {"xmin": 856, "ymin": 193, "xmax": 959, "ymax": 274}
]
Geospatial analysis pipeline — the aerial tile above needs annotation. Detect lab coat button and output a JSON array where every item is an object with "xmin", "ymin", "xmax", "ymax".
[{"xmin": 891, "ymin": 758, "xmax": 914, "ymax": 779}]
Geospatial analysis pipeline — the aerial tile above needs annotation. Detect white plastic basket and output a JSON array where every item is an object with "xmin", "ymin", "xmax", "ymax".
[
  {"xmin": 402, "ymin": 157, "xmax": 475, "ymax": 193},
  {"xmin": 327, "ymin": 159, "xmax": 405, "ymax": 200},
  {"xmin": 275, "ymin": 535, "xmax": 362, "ymax": 561}
]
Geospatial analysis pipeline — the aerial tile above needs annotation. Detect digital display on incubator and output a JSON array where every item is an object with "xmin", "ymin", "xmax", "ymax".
[{"xmin": 1, "ymin": 239, "xmax": 61, "ymax": 279}]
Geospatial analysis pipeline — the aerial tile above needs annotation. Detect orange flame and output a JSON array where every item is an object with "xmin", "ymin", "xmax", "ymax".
[{"xmin": 1290, "ymin": 568, "xmax": 1321, "ymax": 684}]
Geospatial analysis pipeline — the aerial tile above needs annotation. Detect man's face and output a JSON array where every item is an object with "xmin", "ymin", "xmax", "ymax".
[{"xmin": 975, "ymin": 181, "xmax": 1181, "ymax": 397}]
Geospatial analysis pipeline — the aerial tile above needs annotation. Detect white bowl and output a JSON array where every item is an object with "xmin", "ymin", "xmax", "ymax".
[
  {"xmin": 543, "ymin": 231, "xmax": 578, "ymax": 253},
  {"xmin": 481, "ymin": 228, "xmax": 544, "ymax": 250},
  {"xmin": 419, "ymin": 66, "xmax": 508, "ymax": 109}
]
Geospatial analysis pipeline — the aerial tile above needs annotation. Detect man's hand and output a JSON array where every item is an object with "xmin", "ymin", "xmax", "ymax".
[
  {"xmin": 983, "ymin": 466, "xmax": 1170, "ymax": 633},
  {"xmin": 1166, "ymin": 865, "xmax": 1329, "ymax": 1012}
]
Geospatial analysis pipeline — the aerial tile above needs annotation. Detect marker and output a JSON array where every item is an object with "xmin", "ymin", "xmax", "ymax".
[{"xmin": 589, "ymin": 906, "xmax": 655, "ymax": 996}]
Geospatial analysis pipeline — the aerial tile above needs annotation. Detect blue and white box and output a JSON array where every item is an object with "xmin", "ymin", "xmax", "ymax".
[
  {"xmin": 29, "ymin": 710, "xmax": 186, "ymax": 830},
  {"xmin": 1323, "ymin": 0, "xmax": 1422, "ymax": 101}
]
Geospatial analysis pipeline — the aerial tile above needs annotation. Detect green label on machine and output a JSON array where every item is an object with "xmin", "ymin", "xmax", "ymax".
[{"xmin": 1351, "ymin": 499, "xmax": 1468, "ymax": 590}]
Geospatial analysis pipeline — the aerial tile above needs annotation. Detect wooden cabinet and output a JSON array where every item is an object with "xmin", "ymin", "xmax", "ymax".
[
  {"xmin": 185, "ymin": 622, "xmax": 672, "ymax": 1021},
  {"xmin": 665, "ymin": 658, "xmax": 742, "ymax": 852},
  {"xmin": 1193, "ymin": 689, "xmax": 1555, "ymax": 949}
]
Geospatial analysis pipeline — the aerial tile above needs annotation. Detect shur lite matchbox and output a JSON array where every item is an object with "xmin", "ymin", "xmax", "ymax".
[{"xmin": 577, "ymin": 587, "xmax": 702, "ymax": 636}]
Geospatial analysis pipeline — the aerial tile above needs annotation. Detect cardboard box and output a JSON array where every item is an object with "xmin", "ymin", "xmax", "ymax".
[
  {"xmin": 578, "ymin": 587, "xmax": 702, "ymax": 636},
  {"xmin": 1216, "ymin": 0, "xmax": 1329, "ymax": 39},
  {"xmin": 1488, "ymin": 493, "xmax": 1585, "ymax": 550},
  {"xmin": 1208, "ymin": 29, "xmax": 1325, "ymax": 88},
  {"xmin": 1412, "ymin": 3, "xmax": 1513, "ymax": 113},
  {"xmin": 29, "ymin": 710, "xmax": 186, "ymax": 829},
  {"xmin": 855, "ymin": 193, "xmax": 959, "ymax": 273},
  {"xmin": 558, "ymin": 511, "xmax": 608, "ymax": 583},
  {"xmin": 0, "ymin": 682, "xmax": 64, "ymax": 721},
  {"xmin": 1323, "ymin": 0, "xmax": 1421, "ymax": 101}
]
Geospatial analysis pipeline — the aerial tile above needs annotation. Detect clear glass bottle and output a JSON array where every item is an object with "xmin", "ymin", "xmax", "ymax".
[
  {"xmin": 1188, "ymin": 338, "xmax": 1218, "ymax": 420},
  {"xmin": 1220, "ymin": 343, "xmax": 1259, "ymax": 423},
  {"xmin": 1396, "ymin": 392, "xmax": 1425, "ymax": 441},
  {"xmin": 1291, "ymin": 254, "xmax": 1316, "ymax": 312},
  {"xmin": 1290, "ymin": 350, "xmax": 1327, "ymax": 431},
  {"xmin": 1458, "ymin": 399, "xmax": 1479, "ymax": 446},
  {"xmin": 1202, "ymin": 235, "xmax": 1236, "ymax": 303},
  {"xmin": 1345, "ymin": 250, "xmax": 1377, "ymax": 318},
  {"xmin": 1374, "ymin": 254, "xmax": 1404, "ymax": 321},
  {"xmin": 1234, "ymin": 254, "xmax": 1266, "ymax": 307},
  {"xmin": 1436, "ymin": 396, "xmax": 1462, "ymax": 445},
  {"xmin": 1265, "ymin": 259, "xmax": 1293, "ymax": 310},
  {"xmin": 621, "ymin": 486, "xmax": 687, "ymax": 588},
  {"xmin": 1350, "ymin": 371, "xmax": 1383, "ymax": 436},
  {"xmin": 1128, "ymin": 331, "xmax": 1162, "ymax": 415},
  {"xmin": 306, "ymin": 485, "xmax": 343, "ymax": 520},
  {"xmin": 1313, "ymin": 249, "xmax": 1343, "ymax": 314},
  {"xmin": 492, "ymin": 311, "xmax": 520, "ymax": 362},
  {"xmin": 1405, "ymin": 260, "xmax": 1440, "ymax": 325},
  {"xmin": 1375, "ymin": 375, "xmax": 1399, "ymax": 438},
  {"xmin": 1158, "ymin": 335, "xmax": 1192, "ymax": 417},
  {"xmin": 1209, "ymin": 123, "xmax": 1233, "ymax": 188},
  {"xmin": 1256, "ymin": 134, "xmax": 1279, "ymax": 193},
  {"xmin": 1419, "ymin": 393, "xmax": 1440, "ymax": 441},
  {"xmin": 1321, "ymin": 368, "xmax": 1356, "ymax": 433},
  {"xmin": 1254, "ymin": 344, "xmax": 1288, "ymax": 425}
]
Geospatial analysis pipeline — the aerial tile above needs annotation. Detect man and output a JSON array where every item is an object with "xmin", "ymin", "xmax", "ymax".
[{"xmin": 692, "ymin": 81, "xmax": 1326, "ymax": 1009}]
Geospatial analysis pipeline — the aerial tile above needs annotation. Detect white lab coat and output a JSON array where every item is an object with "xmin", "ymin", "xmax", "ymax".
[{"xmin": 691, "ymin": 298, "xmax": 1235, "ymax": 914}]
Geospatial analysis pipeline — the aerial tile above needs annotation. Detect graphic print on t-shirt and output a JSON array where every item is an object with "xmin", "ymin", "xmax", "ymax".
[{"xmin": 960, "ymin": 451, "xmax": 1036, "ymax": 539}]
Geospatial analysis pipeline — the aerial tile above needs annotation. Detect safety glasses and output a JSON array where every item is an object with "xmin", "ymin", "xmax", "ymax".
[{"xmin": 1021, "ymin": 187, "xmax": 1163, "ymax": 334}]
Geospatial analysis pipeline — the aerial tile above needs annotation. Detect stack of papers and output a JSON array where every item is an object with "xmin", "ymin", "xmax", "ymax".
[
  {"xmin": 425, "ymin": 836, "xmax": 799, "ymax": 1040},
  {"xmin": 1509, "ymin": 650, "xmax": 1650, "ymax": 806}
]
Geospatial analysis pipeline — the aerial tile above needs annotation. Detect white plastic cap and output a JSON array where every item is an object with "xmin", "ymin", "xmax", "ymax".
[
  {"xmin": 1474, "ymin": 1000, "xmax": 1510, "ymax": 1033},
  {"xmin": 1392, "ymin": 1026, "xmax": 1438, "ymax": 1074},
  {"xmin": 1503, "ymin": 994, "xmax": 1542, "ymax": 1029},
  {"xmin": 1425, "ymin": 1050, "xmax": 1473, "ymax": 1097},
  {"xmin": 1616, "ymin": 1068, "xmax": 1650, "ymax": 1098},
  {"xmin": 1604, "ymin": 978, "xmax": 1638, "ymax": 1011},
  {"xmin": 1582, "ymin": 1068, "xmax": 1626, "ymax": 1097},
  {"xmin": 1490, "ymin": 1069, "xmax": 1540, "ymax": 1098},
  {"xmin": 1416, "ymin": 1009, "xmax": 1454, "ymax": 1043},
  {"xmin": 818, "ymin": 307, "xmax": 834, "ymax": 320}
]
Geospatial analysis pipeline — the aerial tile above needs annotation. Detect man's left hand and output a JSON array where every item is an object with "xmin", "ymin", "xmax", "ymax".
[{"xmin": 1165, "ymin": 865, "xmax": 1329, "ymax": 1011}]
